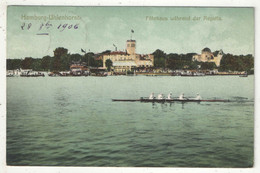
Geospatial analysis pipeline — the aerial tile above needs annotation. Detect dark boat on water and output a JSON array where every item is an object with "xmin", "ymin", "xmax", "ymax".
[
  {"xmin": 112, "ymin": 98, "xmax": 230, "ymax": 103},
  {"xmin": 20, "ymin": 72, "xmax": 45, "ymax": 77}
]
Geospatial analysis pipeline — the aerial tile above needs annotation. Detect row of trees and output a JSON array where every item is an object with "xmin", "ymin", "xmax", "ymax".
[
  {"xmin": 7, "ymin": 47, "xmax": 254, "ymax": 73},
  {"xmin": 152, "ymin": 49, "xmax": 254, "ymax": 72},
  {"xmin": 218, "ymin": 54, "xmax": 254, "ymax": 72},
  {"xmin": 7, "ymin": 47, "xmax": 103, "ymax": 71}
]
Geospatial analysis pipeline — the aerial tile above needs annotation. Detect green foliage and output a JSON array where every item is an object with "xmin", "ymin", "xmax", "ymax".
[
  {"xmin": 153, "ymin": 49, "xmax": 166, "ymax": 68},
  {"xmin": 6, "ymin": 47, "xmax": 254, "ymax": 74},
  {"xmin": 21, "ymin": 57, "xmax": 34, "ymax": 69},
  {"xmin": 200, "ymin": 62, "xmax": 217, "ymax": 70},
  {"xmin": 31, "ymin": 59, "xmax": 43, "ymax": 71},
  {"xmin": 166, "ymin": 53, "xmax": 197, "ymax": 70},
  {"xmin": 219, "ymin": 54, "xmax": 254, "ymax": 72},
  {"xmin": 41, "ymin": 56, "xmax": 52, "ymax": 71},
  {"xmin": 52, "ymin": 48, "xmax": 70, "ymax": 71},
  {"xmin": 53, "ymin": 47, "xmax": 68, "ymax": 58},
  {"xmin": 155, "ymin": 49, "xmax": 254, "ymax": 72},
  {"xmin": 7, "ymin": 59, "xmax": 22, "ymax": 70},
  {"xmin": 95, "ymin": 60, "xmax": 103, "ymax": 67},
  {"xmin": 105, "ymin": 59, "xmax": 113, "ymax": 71},
  {"xmin": 70, "ymin": 54, "xmax": 82, "ymax": 62},
  {"xmin": 6, "ymin": 49, "xmax": 103, "ymax": 71},
  {"xmin": 60, "ymin": 54, "xmax": 71, "ymax": 71}
]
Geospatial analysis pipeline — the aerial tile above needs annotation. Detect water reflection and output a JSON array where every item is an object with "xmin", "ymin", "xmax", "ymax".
[
  {"xmin": 151, "ymin": 101, "xmax": 202, "ymax": 110},
  {"xmin": 54, "ymin": 87, "xmax": 71, "ymax": 116}
]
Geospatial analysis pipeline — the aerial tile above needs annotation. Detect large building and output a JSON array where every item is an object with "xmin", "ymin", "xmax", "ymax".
[
  {"xmin": 192, "ymin": 48, "xmax": 223, "ymax": 67},
  {"xmin": 100, "ymin": 40, "xmax": 154, "ymax": 72}
]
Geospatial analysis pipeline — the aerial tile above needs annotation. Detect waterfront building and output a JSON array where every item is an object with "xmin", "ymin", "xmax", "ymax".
[
  {"xmin": 70, "ymin": 61, "xmax": 88, "ymax": 75},
  {"xmin": 100, "ymin": 40, "xmax": 154, "ymax": 73},
  {"xmin": 192, "ymin": 48, "xmax": 223, "ymax": 67}
]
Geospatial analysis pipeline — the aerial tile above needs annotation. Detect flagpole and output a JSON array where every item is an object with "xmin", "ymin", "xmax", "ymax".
[{"xmin": 130, "ymin": 29, "xmax": 134, "ymax": 40}]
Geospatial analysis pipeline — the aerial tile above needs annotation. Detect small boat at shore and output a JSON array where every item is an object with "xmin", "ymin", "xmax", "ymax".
[
  {"xmin": 181, "ymin": 72, "xmax": 205, "ymax": 77},
  {"xmin": 91, "ymin": 73, "xmax": 108, "ymax": 77},
  {"xmin": 7, "ymin": 74, "xmax": 14, "ymax": 77},
  {"xmin": 20, "ymin": 73, "xmax": 45, "ymax": 77},
  {"xmin": 239, "ymin": 73, "xmax": 248, "ymax": 77},
  {"xmin": 20, "ymin": 70, "xmax": 45, "ymax": 77},
  {"xmin": 112, "ymin": 98, "xmax": 230, "ymax": 103}
]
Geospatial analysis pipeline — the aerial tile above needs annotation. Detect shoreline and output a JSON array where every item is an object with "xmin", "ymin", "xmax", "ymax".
[{"xmin": 6, "ymin": 73, "xmax": 253, "ymax": 77}]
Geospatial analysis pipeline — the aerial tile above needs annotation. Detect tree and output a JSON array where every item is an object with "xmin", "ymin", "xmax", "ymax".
[
  {"xmin": 200, "ymin": 62, "xmax": 217, "ymax": 70},
  {"xmin": 166, "ymin": 53, "xmax": 197, "ymax": 70},
  {"xmin": 21, "ymin": 57, "xmax": 33, "ymax": 69},
  {"xmin": 53, "ymin": 47, "xmax": 68, "ymax": 58},
  {"xmin": 7, "ymin": 59, "xmax": 22, "ymax": 70},
  {"xmin": 166, "ymin": 53, "xmax": 181, "ymax": 69},
  {"xmin": 31, "ymin": 59, "xmax": 42, "ymax": 71},
  {"xmin": 189, "ymin": 60, "xmax": 201, "ymax": 70},
  {"xmin": 95, "ymin": 60, "xmax": 103, "ymax": 67},
  {"xmin": 153, "ymin": 49, "xmax": 167, "ymax": 68},
  {"xmin": 219, "ymin": 54, "xmax": 254, "ymax": 72},
  {"xmin": 86, "ymin": 52, "xmax": 96, "ymax": 67},
  {"xmin": 105, "ymin": 59, "xmax": 113, "ymax": 71},
  {"xmin": 60, "ymin": 54, "xmax": 71, "ymax": 71},
  {"xmin": 52, "ymin": 47, "xmax": 69, "ymax": 71},
  {"xmin": 70, "ymin": 53, "xmax": 82, "ymax": 62},
  {"xmin": 41, "ymin": 56, "xmax": 52, "ymax": 71},
  {"xmin": 53, "ymin": 57, "xmax": 61, "ymax": 71}
]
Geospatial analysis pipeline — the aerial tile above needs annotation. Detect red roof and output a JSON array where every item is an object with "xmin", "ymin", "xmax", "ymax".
[{"xmin": 104, "ymin": 51, "xmax": 128, "ymax": 56}]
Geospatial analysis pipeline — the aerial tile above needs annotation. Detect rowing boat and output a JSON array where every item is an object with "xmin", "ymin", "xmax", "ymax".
[{"xmin": 112, "ymin": 98, "xmax": 230, "ymax": 102}]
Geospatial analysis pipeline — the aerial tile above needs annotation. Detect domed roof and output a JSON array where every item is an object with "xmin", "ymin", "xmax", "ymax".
[{"xmin": 202, "ymin": 47, "xmax": 211, "ymax": 52}]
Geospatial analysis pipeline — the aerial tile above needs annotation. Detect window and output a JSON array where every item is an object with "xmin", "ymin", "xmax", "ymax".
[{"xmin": 131, "ymin": 44, "xmax": 135, "ymax": 47}]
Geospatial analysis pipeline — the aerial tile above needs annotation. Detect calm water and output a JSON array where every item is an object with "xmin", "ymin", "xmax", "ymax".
[{"xmin": 7, "ymin": 75, "xmax": 254, "ymax": 167}]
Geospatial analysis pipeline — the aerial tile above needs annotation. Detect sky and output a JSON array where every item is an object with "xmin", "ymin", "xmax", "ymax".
[{"xmin": 7, "ymin": 6, "xmax": 254, "ymax": 59}]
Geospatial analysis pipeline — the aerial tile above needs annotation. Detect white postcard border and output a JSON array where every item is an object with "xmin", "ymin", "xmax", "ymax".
[{"xmin": 0, "ymin": 0, "xmax": 259, "ymax": 173}]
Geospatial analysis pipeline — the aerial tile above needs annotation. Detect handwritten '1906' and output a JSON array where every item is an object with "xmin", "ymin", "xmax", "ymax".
[{"xmin": 21, "ymin": 21, "xmax": 79, "ymax": 32}]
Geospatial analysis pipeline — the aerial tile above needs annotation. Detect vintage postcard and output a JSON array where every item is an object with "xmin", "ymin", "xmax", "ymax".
[{"xmin": 5, "ymin": 6, "xmax": 254, "ymax": 168}]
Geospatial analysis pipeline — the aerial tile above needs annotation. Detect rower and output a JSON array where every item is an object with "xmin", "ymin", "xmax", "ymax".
[
  {"xmin": 149, "ymin": 92, "xmax": 154, "ymax": 100},
  {"xmin": 167, "ymin": 92, "xmax": 172, "ymax": 100},
  {"xmin": 158, "ymin": 93, "xmax": 164, "ymax": 100},
  {"xmin": 179, "ymin": 93, "xmax": 184, "ymax": 100},
  {"xmin": 195, "ymin": 93, "xmax": 202, "ymax": 100}
]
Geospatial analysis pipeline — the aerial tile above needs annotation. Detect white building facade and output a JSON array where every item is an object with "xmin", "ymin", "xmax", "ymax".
[{"xmin": 101, "ymin": 40, "xmax": 154, "ymax": 72}]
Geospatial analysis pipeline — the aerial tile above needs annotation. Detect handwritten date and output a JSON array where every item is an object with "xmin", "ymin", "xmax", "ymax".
[{"xmin": 21, "ymin": 21, "xmax": 79, "ymax": 32}]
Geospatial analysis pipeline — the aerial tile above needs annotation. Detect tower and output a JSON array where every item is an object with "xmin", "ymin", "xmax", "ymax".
[{"xmin": 126, "ymin": 40, "xmax": 136, "ymax": 55}]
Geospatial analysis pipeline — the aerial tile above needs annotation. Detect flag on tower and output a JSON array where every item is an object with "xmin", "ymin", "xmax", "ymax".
[
  {"xmin": 81, "ymin": 48, "xmax": 86, "ymax": 53},
  {"xmin": 131, "ymin": 29, "xmax": 134, "ymax": 33}
]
